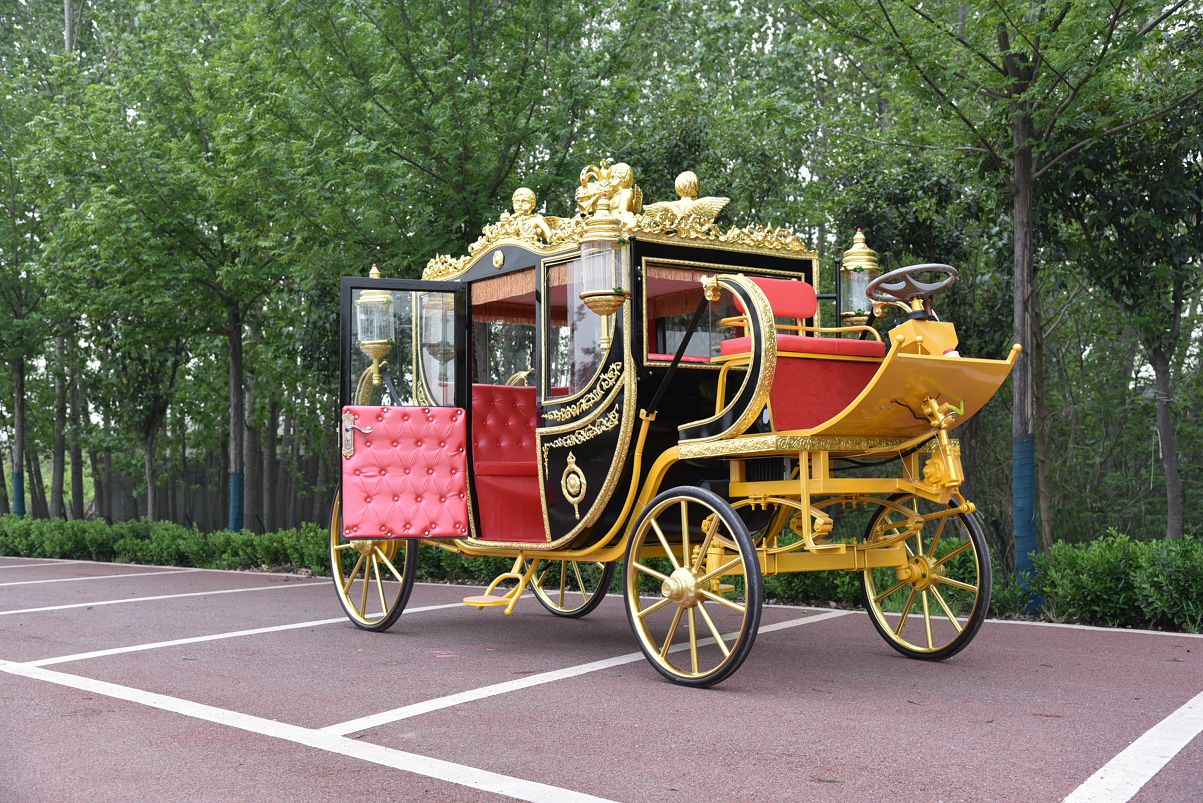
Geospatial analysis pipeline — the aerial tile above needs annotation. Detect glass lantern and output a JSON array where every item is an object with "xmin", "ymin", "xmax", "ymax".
[
  {"xmin": 839, "ymin": 229, "xmax": 881, "ymax": 326},
  {"xmin": 355, "ymin": 264, "xmax": 395, "ymax": 386}
]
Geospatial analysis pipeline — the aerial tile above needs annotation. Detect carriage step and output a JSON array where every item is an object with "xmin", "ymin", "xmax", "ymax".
[{"xmin": 463, "ymin": 593, "xmax": 513, "ymax": 609}]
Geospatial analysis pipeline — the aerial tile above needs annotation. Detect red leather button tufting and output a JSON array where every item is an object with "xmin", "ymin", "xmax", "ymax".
[
  {"xmin": 416, "ymin": 496, "xmax": 422, "ymax": 502},
  {"xmin": 392, "ymin": 495, "xmax": 399, "ymax": 502},
  {"xmin": 427, "ymin": 468, "xmax": 434, "ymax": 474},
  {"xmin": 392, "ymin": 441, "xmax": 398, "ymax": 447}
]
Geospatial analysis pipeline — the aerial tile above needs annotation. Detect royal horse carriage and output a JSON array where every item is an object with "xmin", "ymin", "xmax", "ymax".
[{"xmin": 331, "ymin": 161, "xmax": 1019, "ymax": 687}]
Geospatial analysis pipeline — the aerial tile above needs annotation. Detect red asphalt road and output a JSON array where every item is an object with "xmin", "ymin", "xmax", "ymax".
[{"xmin": 0, "ymin": 555, "xmax": 1200, "ymax": 802}]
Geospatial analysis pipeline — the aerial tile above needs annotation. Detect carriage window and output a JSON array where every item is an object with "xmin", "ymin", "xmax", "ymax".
[
  {"xmin": 643, "ymin": 264, "xmax": 739, "ymax": 363},
  {"xmin": 544, "ymin": 258, "xmax": 608, "ymax": 398},
  {"xmin": 349, "ymin": 287, "xmax": 458, "ymax": 407},
  {"xmin": 470, "ymin": 270, "xmax": 537, "ymax": 385}
]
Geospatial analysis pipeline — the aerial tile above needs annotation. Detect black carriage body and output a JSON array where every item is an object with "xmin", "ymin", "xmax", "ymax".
[{"xmin": 356, "ymin": 237, "xmax": 823, "ymax": 550}]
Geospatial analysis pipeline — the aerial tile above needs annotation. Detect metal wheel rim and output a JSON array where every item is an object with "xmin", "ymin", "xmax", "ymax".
[
  {"xmin": 329, "ymin": 493, "xmax": 412, "ymax": 628},
  {"xmin": 862, "ymin": 496, "xmax": 986, "ymax": 655},
  {"xmin": 530, "ymin": 560, "xmax": 613, "ymax": 615},
  {"xmin": 625, "ymin": 491, "xmax": 759, "ymax": 683}
]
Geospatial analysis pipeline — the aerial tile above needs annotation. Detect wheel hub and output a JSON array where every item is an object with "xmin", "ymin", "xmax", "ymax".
[
  {"xmin": 897, "ymin": 555, "xmax": 943, "ymax": 590},
  {"xmin": 661, "ymin": 567, "xmax": 701, "ymax": 608},
  {"xmin": 352, "ymin": 540, "xmax": 375, "ymax": 556}
]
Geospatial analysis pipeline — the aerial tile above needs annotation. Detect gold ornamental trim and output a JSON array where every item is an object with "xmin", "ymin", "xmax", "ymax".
[
  {"xmin": 542, "ymin": 362, "xmax": 624, "ymax": 422},
  {"xmin": 561, "ymin": 452, "xmax": 587, "ymax": 520},
  {"xmin": 423, "ymin": 162, "xmax": 816, "ymax": 281},
  {"xmin": 678, "ymin": 433, "xmax": 925, "ymax": 460},
  {"xmin": 541, "ymin": 408, "xmax": 621, "ymax": 470}
]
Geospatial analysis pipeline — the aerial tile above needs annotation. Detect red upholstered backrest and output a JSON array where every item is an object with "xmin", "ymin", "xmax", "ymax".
[
  {"xmin": 340, "ymin": 405, "xmax": 469, "ymax": 539},
  {"xmin": 732, "ymin": 276, "xmax": 818, "ymax": 320},
  {"xmin": 471, "ymin": 384, "xmax": 537, "ymax": 464}
]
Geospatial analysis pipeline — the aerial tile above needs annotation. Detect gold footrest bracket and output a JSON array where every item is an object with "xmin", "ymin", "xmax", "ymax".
[{"xmin": 462, "ymin": 555, "xmax": 537, "ymax": 615}]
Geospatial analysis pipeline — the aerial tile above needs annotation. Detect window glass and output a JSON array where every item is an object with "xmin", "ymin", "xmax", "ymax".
[
  {"xmin": 349, "ymin": 288, "xmax": 457, "ymax": 406},
  {"xmin": 544, "ymin": 258, "xmax": 608, "ymax": 398},
  {"xmin": 470, "ymin": 269, "xmax": 538, "ymax": 386},
  {"xmin": 643, "ymin": 265, "xmax": 739, "ymax": 361}
]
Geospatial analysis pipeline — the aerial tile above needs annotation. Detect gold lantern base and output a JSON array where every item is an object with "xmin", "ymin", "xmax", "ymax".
[
  {"xmin": 359, "ymin": 340, "xmax": 393, "ymax": 386},
  {"xmin": 580, "ymin": 290, "xmax": 629, "ymax": 351}
]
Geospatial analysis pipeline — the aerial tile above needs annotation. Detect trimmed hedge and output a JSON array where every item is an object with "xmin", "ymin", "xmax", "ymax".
[{"xmin": 1, "ymin": 517, "xmax": 1199, "ymax": 632}]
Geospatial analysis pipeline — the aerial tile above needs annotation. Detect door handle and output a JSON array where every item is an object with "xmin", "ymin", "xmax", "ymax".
[{"xmin": 341, "ymin": 411, "xmax": 374, "ymax": 458}]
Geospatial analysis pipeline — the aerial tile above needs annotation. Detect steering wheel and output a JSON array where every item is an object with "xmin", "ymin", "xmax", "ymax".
[{"xmin": 865, "ymin": 263, "xmax": 958, "ymax": 316}]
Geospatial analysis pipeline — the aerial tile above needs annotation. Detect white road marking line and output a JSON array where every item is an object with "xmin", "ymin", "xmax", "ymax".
[
  {"xmin": 0, "ymin": 568, "xmax": 200, "ymax": 587},
  {"xmin": 23, "ymin": 602, "xmax": 467, "ymax": 667},
  {"xmin": 323, "ymin": 609, "xmax": 852, "ymax": 735},
  {"xmin": 0, "ymin": 660, "xmax": 613, "ymax": 803},
  {"xmin": 0, "ymin": 561, "xmax": 82, "ymax": 570},
  {"xmin": 0, "ymin": 581, "xmax": 325, "ymax": 616},
  {"xmin": 1063, "ymin": 688, "xmax": 1203, "ymax": 803},
  {"xmin": 985, "ymin": 616, "xmax": 1203, "ymax": 639}
]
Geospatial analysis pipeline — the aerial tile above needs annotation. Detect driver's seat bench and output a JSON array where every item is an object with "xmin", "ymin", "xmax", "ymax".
[{"xmin": 715, "ymin": 276, "xmax": 886, "ymax": 431}]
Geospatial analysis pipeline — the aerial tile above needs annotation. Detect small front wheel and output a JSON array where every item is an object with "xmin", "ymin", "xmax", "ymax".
[
  {"xmin": 329, "ymin": 492, "xmax": 417, "ymax": 631},
  {"xmin": 529, "ymin": 560, "xmax": 616, "ymax": 618},
  {"xmin": 624, "ymin": 486, "xmax": 763, "ymax": 687},
  {"xmin": 862, "ymin": 495, "xmax": 991, "ymax": 660}
]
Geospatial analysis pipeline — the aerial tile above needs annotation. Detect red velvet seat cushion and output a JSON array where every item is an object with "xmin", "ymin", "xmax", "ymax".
[
  {"xmin": 720, "ymin": 334, "xmax": 886, "ymax": 358},
  {"xmin": 647, "ymin": 352, "xmax": 711, "ymax": 363},
  {"xmin": 731, "ymin": 276, "xmax": 818, "ymax": 319},
  {"xmin": 470, "ymin": 384, "xmax": 543, "ymax": 542}
]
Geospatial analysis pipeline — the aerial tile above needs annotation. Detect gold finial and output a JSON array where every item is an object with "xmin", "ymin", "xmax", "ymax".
[
  {"xmin": 369, "ymin": 263, "xmax": 381, "ymax": 279},
  {"xmin": 841, "ymin": 228, "xmax": 879, "ymax": 272}
]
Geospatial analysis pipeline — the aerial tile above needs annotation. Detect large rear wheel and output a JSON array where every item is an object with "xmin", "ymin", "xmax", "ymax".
[
  {"xmin": 329, "ymin": 492, "xmax": 418, "ymax": 631},
  {"xmin": 862, "ymin": 495, "xmax": 991, "ymax": 660},
  {"xmin": 624, "ymin": 487, "xmax": 763, "ymax": 687}
]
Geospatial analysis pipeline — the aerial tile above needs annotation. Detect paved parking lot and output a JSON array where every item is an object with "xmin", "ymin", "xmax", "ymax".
[{"xmin": 1, "ymin": 555, "xmax": 1200, "ymax": 802}]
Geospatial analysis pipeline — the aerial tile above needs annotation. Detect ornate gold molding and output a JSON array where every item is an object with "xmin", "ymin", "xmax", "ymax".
[
  {"xmin": 422, "ymin": 163, "xmax": 815, "ymax": 281},
  {"xmin": 542, "ymin": 362, "xmax": 624, "ymax": 422}
]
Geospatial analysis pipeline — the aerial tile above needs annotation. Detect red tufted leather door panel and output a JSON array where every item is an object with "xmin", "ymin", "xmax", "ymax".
[{"xmin": 341, "ymin": 405, "xmax": 469, "ymax": 539}]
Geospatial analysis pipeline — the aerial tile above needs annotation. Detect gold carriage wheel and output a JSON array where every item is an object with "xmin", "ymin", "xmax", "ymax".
[
  {"xmin": 861, "ymin": 494, "xmax": 992, "ymax": 660},
  {"xmin": 623, "ymin": 486, "xmax": 763, "ymax": 687},
  {"xmin": 329, "ymin": 492, "xmax": 418, "ymax": 632},
  {"xmin": 528, "ymin": 560, "xmax": 616, "ymax": 618}
]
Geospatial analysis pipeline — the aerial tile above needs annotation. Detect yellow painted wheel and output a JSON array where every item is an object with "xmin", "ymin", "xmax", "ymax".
[
  {"xmin": 624, "ymin": 487, "xmax": 763, "ymax": 687},
  {"xmin": 862, "ymin": 495, "xmax": 991, "ymax": 660},
  {"xmin": 329, "ymin": 493, "xmax": 417, "ymax": 632},
  {"xmin": 529, "ymin": 560, "xmax": 616, "ymax": 618}
]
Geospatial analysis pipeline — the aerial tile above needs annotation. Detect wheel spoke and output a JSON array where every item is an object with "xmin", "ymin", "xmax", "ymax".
[
  {"xmin": 633, "ymin": 561, "xmax": 670, "ymax": 583},
  {"xmin": 695, "ymin": 602, "xmax": 730, "ymax": 658},
  {"xmin": 929, "ymin": 585, "xmax": 964, "ymax": 633},
  {"xmin": 559, "ymin": 561, "xmax": 568, "ymax": 607},
  {"xmin": 680, "ymin": 501, "xmax": 692, "ymax": 571},
  {"xmin": 638, "ymin": 595, "xmax": 675, "ymax": 620},
  {"xmin": 650, "ymin": 520, "xmax": 682, "ymax": 570},
  {"xmin": 371, "ymin": 555, "xmax": 388, "ymax": 617},
  {"xmin": 571, "ymin": 561, "xmax": 588, "ymax": 602},
  {"xmin": 894, "ymin": 587, "xmax": 917, "ymax": 637},
  {"xmin": 935, "ymin": 575, "xmax": 977, "ymax": 593},
  {"xmin": 694, "ymin": 555, "xmax": 743, "ymax": 586},
  {"xmin": 687, "ymin": 608, "xmax": 699, "ymax": 674},
  {"xmin": 333, "ymin": 542, "xmax": 356, "ymax": 551},
  {"xmin": 659, "ymin": 606, "xmax": 685, "ymax": 658},
  {"xmin": 698, "ymin": 587, "xmax": 745, "ymax": 613},
  {"xmin": 873, "ymin": 578, "xmax": 908, "ymax": 605},
  {"xmin": 374, "ymin": 546, "xmax": 405, "ymax": 584},
  {"xmin": 932, "ymin": 541, "xmax": 973, "ymax": 568},
  {"xmin": 359, "ymin": 556, "xmax": 371, "ymax": 616},
  {"xmin": 922, "ymin": 590, "xmax": 933, "ymax": 649},
  {"xmin": 927, "ymin": 516, "xmax": 948, "ymax": 558},
  {"xmin": 341, "ymin": 554, "xmax": 365, "ymax": 596},
  {"xmin": 693, "ymin": 516, "xmax": 721, "ymax": 571}
]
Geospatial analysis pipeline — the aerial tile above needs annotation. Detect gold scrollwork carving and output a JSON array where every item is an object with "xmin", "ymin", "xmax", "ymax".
[
  {"xmin": 542, "ymin": 362, "xmax": 624, "ymax": 422},
  {"xmin": 541, "ymin": 407, "xmax": 621, "ymax": 472}
]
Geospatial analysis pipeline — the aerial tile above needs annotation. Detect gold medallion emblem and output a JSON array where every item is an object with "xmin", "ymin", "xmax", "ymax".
[
  {"xmin": 492, "ymin": 250, "xmax": 505, "ymax": 269},
  {"xmin": 561, "ymin": 452, "xmax": 587, "ymax": 520}
]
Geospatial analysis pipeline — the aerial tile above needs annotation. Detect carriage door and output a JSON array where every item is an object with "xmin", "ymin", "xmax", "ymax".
[{"xmin": 339, "ymin": 278, "xmax": 468, "ymax": 539}]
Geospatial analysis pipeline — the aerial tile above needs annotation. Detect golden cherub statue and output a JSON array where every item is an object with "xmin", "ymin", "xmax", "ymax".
[
  {"xmin": 508, "ymin": 187, "xmax": 553, "ymax": 242},
  {"xmin": 643, "ymin": 170, "xmax": 730, "ymax": 222},
  {"xmin": 576, "ymin": 161, "xmax": 643, "ymax": 226}
]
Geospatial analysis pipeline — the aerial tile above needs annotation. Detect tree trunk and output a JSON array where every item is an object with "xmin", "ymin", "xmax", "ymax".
[
  {"xmin": 11, "ymin": 357, "xmax": 26, "ymax": 516},
  {"xmin": 63, "ymin": 0, "xmax": 77, "ymax": 52},
  {"xmin": 69, "ymin": 357, "xmax": 84, "ymax": 520},
  {"xmin": 227, "ymin": 305, "xmax": 245, "ymax": 531},
  {"xmin": 0, "ymin": 448, "xmax": 9, "ymax": 515},
  {"xmin": 1149, "ymin": 349, "xmax": 1184, "ymax": 539},
  {"xmin": 1010, "ymin": 112, "xmax": 1039, "ymax": 576},
  {"xmin": 263, "ymin": 400, "xmax": 279, "ymax": 532},
  {"xmin": 1032, "ymin": 295, "xmax": 1055, "ymax": 552},
  {"xmin": 89, "ymin": 450, "xmax": 103, "ymax": 520},
  {"xmin": 28, "ymin": 451, "xmax": 49, "ymax": 518},
  {"xmin": 144, "ymin": 426, "xmax": 158, "ymax": 521},
  {"xmin": 244, "ymin": 371, "xmax": 261, "ymax": 533},
  {"xmin": 50, "ymin": 335, "xmax": 67, "ymax": 518},
  {"xmin": 102, "ymin": 450, "xmax": 113, "ymax": 522}
]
